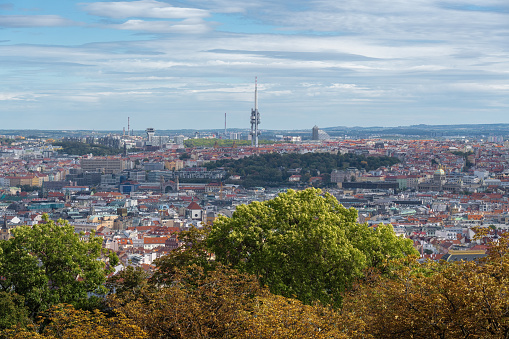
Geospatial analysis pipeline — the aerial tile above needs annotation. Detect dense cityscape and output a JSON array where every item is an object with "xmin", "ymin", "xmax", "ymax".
[
  {"xmin": 2, "ymin": 126, "xmax": 509, "ymax": 261},
  {"xmin": 2, "ymin": 0, "xmax": 509, "ymax": 336}
]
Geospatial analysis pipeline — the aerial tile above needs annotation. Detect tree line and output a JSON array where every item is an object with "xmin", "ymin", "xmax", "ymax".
[
  {"xmin": 52, "ymin": 141, "xmax": 121, "ymax": 156},
  {"xmin": 0, "ymin": 138, "xmax": 15, "ymax": 146},
  {"xmin": 206, "ymin": 152, "xmax": 400, "ymax": 187}
]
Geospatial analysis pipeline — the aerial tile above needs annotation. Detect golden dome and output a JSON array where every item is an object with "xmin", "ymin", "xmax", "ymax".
[{"xmin": 434, "ymin": 168, "xmax": 445, "ymax": 175}]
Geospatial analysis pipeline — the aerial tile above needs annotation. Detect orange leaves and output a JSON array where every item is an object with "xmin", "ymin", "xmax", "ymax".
[
  {"xmin": 239, "ymin": 294, "xmax": 361, "ymax": 339},
  {"xmin": 109, "ymin": 264, "xmax": 263, "ymax": 339},
  {"xmin": 2, "ymin": 304, "xmax": 148, "ymax": 339},
  {"xmin": 342, "ymin": 255, "xmax": 509, "ymax": 338}
]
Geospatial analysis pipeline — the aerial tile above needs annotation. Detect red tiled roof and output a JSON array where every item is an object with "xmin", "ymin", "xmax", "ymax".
[
  {"xmin": 144, "ymin": 237, "xmax": 168, "ymax": 244},
  {"xmin": 187, "ymin": 201, "xmax": 202, "ymax": 210}
]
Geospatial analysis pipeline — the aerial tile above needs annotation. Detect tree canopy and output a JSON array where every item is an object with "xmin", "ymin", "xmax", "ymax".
[
  {"xmin": 108, "ymin": 263, "xmax": 359, "ymax": 339},
  {"xmin": 0, "ymin": 217, "xmax": 118, "ymax": 316},
  {"xmin": 0, "ymin": 292, "xmax": 30, "ymax": 330},
  {"xmin": 207, "ymin": 188, "xmax": 417, "ymax": 307},
  {"xmin": 205, "ymin": 152, "xmax": 399, "ymax": 187},
  {"xmin": 7, "ymin": 212, "xmax": 509, "ymax": 338},
  {"xmin": 342, "ymin": 250, "xmax": 509, "ymax": 338},
  {"xmin": 52, "ymin": 141, "xmax": 120, "ymax": 156},
  {"xmin": 150, "ymin": 226, "xmax": 216, "ymax": 287},
  {"xmin": 2, "ymin": 304, "xmax": 147, "ymax": 339}
]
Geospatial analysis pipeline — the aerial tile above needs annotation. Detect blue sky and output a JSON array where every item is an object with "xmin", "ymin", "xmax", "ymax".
[{"xmin": 1, "ymin": 0, "xmax": 509, "ymax": 130}]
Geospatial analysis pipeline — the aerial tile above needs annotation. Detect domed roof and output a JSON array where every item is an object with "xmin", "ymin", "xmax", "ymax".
[{"xmin": 434, "ymin": 168, "xmax": 445, "ymax": 175}]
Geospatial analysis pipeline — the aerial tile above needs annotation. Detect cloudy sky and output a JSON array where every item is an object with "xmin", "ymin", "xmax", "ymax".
[{"xmin": 1, "ymin": 0, "xmax": 508, "ymax": 130}]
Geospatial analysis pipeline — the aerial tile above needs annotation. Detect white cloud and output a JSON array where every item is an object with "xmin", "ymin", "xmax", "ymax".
[
  {"xmin": 451, "ymin": 83, "xmax": 509, "ymax": 92},
  {"xmin": 81, "ymin": 0, "xmax": 209, "ymax": 19},
  {"xmin": 183, "ymin": 0, "xmax": 263, "ymax": 14},
  {"xmin": 0, "ymin": 15, "xmax": 75, "ymax": 27},
  {"xmin": 111, "ymin": 18, "xmax": 210, "ymax": 33},
  {"xmin": 0, "ymin": 93, "xmax": 23, "ymax": 101},
  {"xmin": 0, "ymin": 92, "xmax": 46, "ymax": 101},
  {"xmin": 81, "ymin": 0, "xmax": 212, "ymax": 34}
]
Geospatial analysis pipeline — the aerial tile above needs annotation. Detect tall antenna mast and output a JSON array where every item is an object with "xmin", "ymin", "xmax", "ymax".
[
  {"xmin": 128, "ymin": 117, "xmax": 130, "ymax": 137},
  {"xmin": 255, "ymin": 77, "xmax": 258, "ymax": 111},
  {"xmin": 224, "ymin": 112, "xmax": 227, "ymax": 138},
  {"xmin": 250, "ymin": 77, "xmax": 261, "ymax": 147}
]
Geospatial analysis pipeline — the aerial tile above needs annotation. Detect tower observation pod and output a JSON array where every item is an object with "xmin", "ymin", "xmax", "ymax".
[{"xmin": 250, "ymin": 77, "xmax": 261, "ymax": 147}]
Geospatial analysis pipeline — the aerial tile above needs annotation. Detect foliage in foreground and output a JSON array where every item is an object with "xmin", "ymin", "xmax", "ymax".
[
  {"xmin": 0, "ymin": 292, "xmax": 30, "ymax": 330},
  {"xmin": 150, "ymin": 226, "xmax": 216, "ymax": 287},
  {"xmin": 8, "ymin": 249, "xmax": 509, "ymax": 339},
  {"xmin": 2, "ymin": 304, "xmax": 147, "ymax": 339},
  {"xmin": 4, "ymin": 264, "xmax": 364, "ymax": 339},
  {"xmin": 208, "ymin": 188, "xmax": 417, "ymax": 307},
  {"xmin": 341, "ymin": 230, "xmax": 509, "ymax": 338},
  {"xmin": 109, "ymin": 264, "xmax": 262, "ymax": 338},
  {"xmin": 5, "ymin": 199, "xmax": 509, "ymax": 338},
  {"xmin": 0, "ymin": 217, "xmax": 118, "ymax": 317}
]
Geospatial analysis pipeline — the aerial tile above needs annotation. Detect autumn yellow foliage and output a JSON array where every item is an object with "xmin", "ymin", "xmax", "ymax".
[{"xmin": 2, "ymin": 304, "xmax": 147, "ymax": 339}]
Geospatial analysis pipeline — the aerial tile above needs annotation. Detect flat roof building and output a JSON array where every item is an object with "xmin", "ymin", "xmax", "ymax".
[{"xmin": 81, "ymin": 157, "xmax": 130, "ymax": 174}]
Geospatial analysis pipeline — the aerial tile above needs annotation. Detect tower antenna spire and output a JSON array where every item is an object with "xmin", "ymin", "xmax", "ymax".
[
  {"xmin": 250, "ymin": 77, "xmax": 261, "ymax": 147},
  {"xmin": 255, "ymin": 77, "xmax": 258, "ymax": 111}
]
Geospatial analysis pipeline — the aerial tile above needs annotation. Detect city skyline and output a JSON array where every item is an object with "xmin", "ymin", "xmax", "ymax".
[{"xmin": 1, "ymin": 0, "xmax": 508, "ymax": 130}]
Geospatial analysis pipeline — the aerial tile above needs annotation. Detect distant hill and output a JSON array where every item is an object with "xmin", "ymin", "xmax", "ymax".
[
  {"xmin": 205, "ymin": 152, "xmax": 400, "ymax": 188},
  {"xmin": 2, "ymin": 123, "xmax": 509, "ymax": 139},
  {"xmin": 322, "ymin": 123, "xmax": 509, "ymax": 138}
]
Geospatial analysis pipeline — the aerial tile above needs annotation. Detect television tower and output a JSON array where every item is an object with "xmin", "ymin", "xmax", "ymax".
[{"xmin": 250, "ymin": 77, "xmax": 261, "ymax": 147}]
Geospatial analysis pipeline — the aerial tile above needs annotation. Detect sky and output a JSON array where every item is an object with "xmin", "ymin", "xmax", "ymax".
[{"xmin": 1, "ymin": 0, "xmax": 509, "ymax": 131}]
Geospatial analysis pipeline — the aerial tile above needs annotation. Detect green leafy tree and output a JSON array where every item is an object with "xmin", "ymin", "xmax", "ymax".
[
  {"xmin": 52, "ymin": 141, "xmax": 120, "ymax": 156},
  {"xmin": 2, "ymin": 303, "xmax": 147, "ymax": 339},
  {"xmin": 150, "ymin": 226, "xmax": 216, "ymax": 286},
  {"xmin": 178, "ymin": 152, "xmax": 191, "ymax": 160},
  {"xmin": 106, "ymin": 266, "xmax": 150, "ymax": 297},
  {"xmin": 0, "ymin": 216, "xmax": 118, "ymax": 316},
  {"xmin": 206, "ymin": 152, "xmax": 399, "ymax": 187},
  {"xmin": 344, "ymin": 221, "xmax": 417, "ymax": 269},
  {"xmin": 19, "ymin": 185, "xmax": 41, "ymax": 193},
  {"xmin": 0, "ymin": 292, "xmax": 30, "ymax": 330},
  {"xmin": 207, "ymin": 188, "xmax": 417, "ymax": 307}
]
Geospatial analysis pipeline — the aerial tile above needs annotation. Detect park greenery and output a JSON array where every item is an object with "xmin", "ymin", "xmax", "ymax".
[
  {"xmin": 19, "ymin": 184, "xmax": 42, "ymax": 193},
  {"xmin": 183, "ymin": 138, "xmax": 273, "ymax": 148},
  {"xmin": 0, "ymin": 138, "xmax": 15, "ymax": 146},
  {"xmin": 52, "ymin": 141, "xmax": 121, "ymax": 156},
  {"xmin": 206, "ymin": 151, "xmax": 400, "ymax": 187},
  {"xmin": 451, "ymin": 150, "xmax": 475, "ymax": 171},
  {"xmin": 3, "ymin": 191, "xmax": 509, "ymax": 338}
]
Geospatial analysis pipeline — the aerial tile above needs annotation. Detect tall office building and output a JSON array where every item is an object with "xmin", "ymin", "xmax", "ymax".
[{"xmin": 312, "ymin": 125, "xmax": 319, "ymax": 140}]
